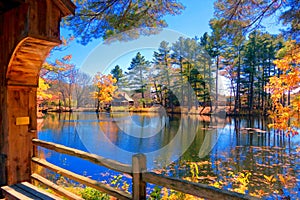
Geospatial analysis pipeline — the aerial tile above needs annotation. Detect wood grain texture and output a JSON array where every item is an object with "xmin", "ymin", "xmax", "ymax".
[
  {"xmin": 6, "ymin": 86, "xmax": 35, "ymax": 185},
  {"xmin": 1, "ymin": 181, "xmax": 63, "ymax": 200},
  {"xmin": 6, "ymin": 37, "xmax": 57, "ymax": 86},
  {"xmin": 132, "ymin": 154, "xmax": 146, "ymax": 200}
]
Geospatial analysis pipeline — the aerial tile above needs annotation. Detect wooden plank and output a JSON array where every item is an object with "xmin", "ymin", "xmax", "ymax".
[
  {"xmin": 1, "ymin": 185, "xmax": 38, "ymax": 200},
  {"xmin": 1, "ymin": 182, "xmax": 63, "ymax": 200},
  {"xmin": 143, "ymin": 172, "xmax": 260, "ymax": 200},
  {"xmin": 15, "ymin": 182, "xmax": 62, "ymax": 200},
  {"xmin": 6, "ymin": 86, "xmax": 33, "ymax": 185},
  {"xmin": 32, "ymin": 139, "xmax": 132, "ymax": 175},
  {"xmin": 31, "ymin": 173, "xmax": 84, "ymax": 200},
  {"xmin": 32, "ymin": 157, "xmax": 132, "ymax": 200},
  {"xmin": 132, "ymin": 154, "xmax": 146, "ymax": 200}
]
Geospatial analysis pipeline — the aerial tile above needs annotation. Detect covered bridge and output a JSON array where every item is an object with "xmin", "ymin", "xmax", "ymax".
[{"xmin": 0, "ymin": 0, "xmax": 75, "ymax": 188}]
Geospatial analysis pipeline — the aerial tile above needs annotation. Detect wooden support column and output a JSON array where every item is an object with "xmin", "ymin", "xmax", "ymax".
[
  {"xmin": 132, "ymin": 154, "xmax": 147, "ymax": 200},
  {"xmin": 4, "ymin": 86, "xmax": 37, "ymax": 185},
  {"xmin": 0, "ymin": 0, "xmax": 75, "ymax": 187}
]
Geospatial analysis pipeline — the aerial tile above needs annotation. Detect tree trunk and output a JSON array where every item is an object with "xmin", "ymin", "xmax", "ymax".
[
  {"xmin": 215, "ymin": 55, "xmax": 219, "ymax": 109},
  {"xmin": 234, "ymin": 47, "xmax": 241, "ymax": 115}
]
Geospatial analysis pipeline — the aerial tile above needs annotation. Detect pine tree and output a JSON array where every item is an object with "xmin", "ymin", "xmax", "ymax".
[{"xmin": 127, "ymin": 52, "xmax": 150, "ymax": 108}]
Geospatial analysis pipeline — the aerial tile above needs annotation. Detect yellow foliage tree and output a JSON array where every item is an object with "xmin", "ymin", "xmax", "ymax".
[
  {"xmin": 266, "ymin": 41, "xmax": 300, "ymax": 135},
  {"xmin": 37, "ymin": 77, "xmax": 52, "ymax": 104},
  {"xmin": 93, "ymin": 72, "xmax": 117, "ymax": 112}
]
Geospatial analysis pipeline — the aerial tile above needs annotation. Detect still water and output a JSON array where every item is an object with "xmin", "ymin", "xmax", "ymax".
[{"xmin": 38, "ymin": 112, "xmax": 300, "ymax": 199}]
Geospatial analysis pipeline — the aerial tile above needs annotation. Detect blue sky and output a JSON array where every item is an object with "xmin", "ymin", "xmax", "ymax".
[
  {"xmin": 50, "ymin": 0, "xmax": 281, "ymax": 76},
  {"xmin": 50, "ymin": 1, "xmax": 215, "ymax": 75}
]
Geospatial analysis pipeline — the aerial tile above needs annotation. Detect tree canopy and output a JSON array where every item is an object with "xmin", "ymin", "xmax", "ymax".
[
  {"xmin": 65, "ymin": 0, "xmax": 185, "ymax": 44},
  {"xmin": 214, "ymin": 0, "xmax": 300, "ymax": 39}
]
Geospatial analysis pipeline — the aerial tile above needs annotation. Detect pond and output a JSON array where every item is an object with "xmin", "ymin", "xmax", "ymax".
[{"xmin": 38, "ymin": 112, "xmax": 300, "ymax": 199}]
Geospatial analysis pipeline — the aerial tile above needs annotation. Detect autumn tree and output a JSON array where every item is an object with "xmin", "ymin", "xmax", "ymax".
[
  {"xmin": 39, "ymin": 54, "xmax": 77, "ymax": 110},
  {"xmin": 46, "ymin": 55, "xmax": 76, "ymax": 110},
  {"xmin": 73, "ymin": 71, "xmax": 93, "ymax": 108},
  {"xmin": 93, "ymin": 73, "xmax": 117, "ymax": 112},
  {"xmin": 37, "ymin": 78, "xmax": 52, "ymax": 107},
  {"xmin": 266, "ymin": 41, "xmax": 300, "ymax": 135}
]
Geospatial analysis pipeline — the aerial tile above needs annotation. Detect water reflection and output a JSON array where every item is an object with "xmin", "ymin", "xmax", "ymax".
[{"xmin": 38, "ymin": 112, "xmax": 300, "ymax": 199}]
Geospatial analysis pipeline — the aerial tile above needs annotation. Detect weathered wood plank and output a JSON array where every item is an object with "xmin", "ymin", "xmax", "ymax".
[
  {"xmin": 6, "ymin": 86, "xmax": 34, "ymax": 185},
  {"xmin": 143, "ymin": 172, "xmax": 260, "ymax": 200},
  {"xmin": 32, "ymin": 157, "xmax": 132, "ymax": 200},
  {"xmin": 32, "ymin": 139, "xmax": 132, "ymax": 175},
  {"xmin": 132, "ymin": 154, "xmax": 146, "ymax": 200},
  {"xmin": 1, "ymin": 182, "xmax": 62, "ymax": 200},
  {"xmin": 16, "ymin": 182, "xmax": 62, "ymax": 200},
  {"xmin": 31, "ymin": 173, "xmax": 84, "ymax": 200},
  {"xmin": 2, "ymin": 185, "xmax": 38, "ymax": 200}
]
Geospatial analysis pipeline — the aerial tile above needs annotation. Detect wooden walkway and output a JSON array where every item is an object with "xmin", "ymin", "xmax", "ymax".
[{"xmin": 1, "ymin": 182, "xmax": 63, "ymax": 200}]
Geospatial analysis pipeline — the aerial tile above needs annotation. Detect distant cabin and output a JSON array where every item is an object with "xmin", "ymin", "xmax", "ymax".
[{"xmin": 112, "ymin": 92, "xmax": 134, "ymax": 107}]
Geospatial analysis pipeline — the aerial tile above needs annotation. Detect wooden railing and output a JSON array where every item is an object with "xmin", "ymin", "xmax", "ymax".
[{"xmin": 32, "ymin": 139, "xmax": 259, "ymax": 200}]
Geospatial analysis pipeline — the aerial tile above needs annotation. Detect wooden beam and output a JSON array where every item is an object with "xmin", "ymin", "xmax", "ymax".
[
  {"xmin": 52, "ymin": 0, "xmax": 76, "ymax": 16},
  {"xmin": 32, "ymin": 157, "xmax": 132, "ymax": 200},
  {"xmin": 32, "ymin": 139, "xmax": 132, "ymax": 175}
]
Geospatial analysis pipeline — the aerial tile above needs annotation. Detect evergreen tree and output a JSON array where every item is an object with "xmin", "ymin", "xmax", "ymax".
[
  {"xmin": 153, "ymin": 41, "xmax": 173, "ymax": 108},
  {"xmin": 127, "ymin": 52, "xmax": 150, "ymax": 108},
  {"xmin": 214, "ymin": 0, "xmax": 300, "ymax": 40},
  {"xmin": 66, "ymin": 0, "xmax": 185, "ymax": 44},
  {"xmin": 110, "ymin": 65, "xmax": 124, "ymax": 85}
]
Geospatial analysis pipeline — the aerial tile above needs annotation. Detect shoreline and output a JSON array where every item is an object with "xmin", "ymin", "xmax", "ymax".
[{"xmin": 39, "ymin": 106, "xmax": 268, "ymax": 117}]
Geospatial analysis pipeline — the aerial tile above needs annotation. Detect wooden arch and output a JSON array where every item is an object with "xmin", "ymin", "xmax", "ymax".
[{"xmin": 6, "ymin": 37, "xmax": 57, "ymax": 86}]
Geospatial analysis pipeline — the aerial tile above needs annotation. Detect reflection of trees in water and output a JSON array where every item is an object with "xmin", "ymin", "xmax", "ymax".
[{"xmin": 163, "ymin": 116, "xmax": 299, "ymax": 199}]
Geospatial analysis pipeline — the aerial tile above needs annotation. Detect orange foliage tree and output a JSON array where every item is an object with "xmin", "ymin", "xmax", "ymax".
[
  {"xmin": 93, "ymin": 72, "xmax": 117, "ymax": 112},
  {"xmin": 266, "ymin": 41, "xmax": 300, "ymax": 135}
]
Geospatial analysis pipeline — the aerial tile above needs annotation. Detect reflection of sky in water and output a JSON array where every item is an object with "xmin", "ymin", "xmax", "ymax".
[{"xmin": 38, "ymin": 113, "xmax": 300, "ymax": 199}]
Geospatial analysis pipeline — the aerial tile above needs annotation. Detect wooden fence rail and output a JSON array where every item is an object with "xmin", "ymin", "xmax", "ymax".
[
  {"xmin": 32, "ymin": 139, "xmax": 132, "ymax": 175},
  {"xmin": 32, "ymin": 139, "xmax": 259, "ymax": 200},
  {"xmin": 32, "ymin": 157, "xmax": 131, "ymax": 200}
]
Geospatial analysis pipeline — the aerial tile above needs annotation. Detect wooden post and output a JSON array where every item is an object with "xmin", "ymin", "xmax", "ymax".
[{"xmin": 132, "ymin": 154, "xmax": 146, "ymax": 200}]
